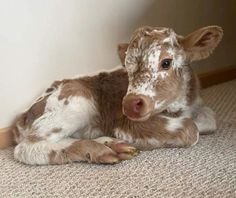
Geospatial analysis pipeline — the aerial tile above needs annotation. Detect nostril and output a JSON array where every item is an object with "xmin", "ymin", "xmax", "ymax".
[
  {"xmin": 136, "ymin": 100, "xmax": 143, "ymax": 107},
  {"xmin": 133, "ymin": 99, "xmax": 144, "ymax": 113}
]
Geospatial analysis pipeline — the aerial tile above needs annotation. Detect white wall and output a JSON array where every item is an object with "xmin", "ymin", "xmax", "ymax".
[{"xmin": 0, "ymin": 0, "xmax": 235, "ymax": 127}]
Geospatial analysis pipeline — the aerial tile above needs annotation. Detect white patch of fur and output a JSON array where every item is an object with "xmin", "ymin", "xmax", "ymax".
[
  {"xmin": 147, "ymin": 138, "xmax": 161, "ymax": 147},
  {"xmin": 126, "ymin": 45, "xmax": 161, "ymax": 98},
  {"xmin": 166, "ymin": 97, "xmax": 187, "ymax": 113},
  {"xmin": 167, "ymin": 47, "xmax": 175, "ymax": 56},
  {"xmin": 144, "ymin": 30, "xmax": 152, "ymax": 36},
  {"xmin": 148, "ymin": 46, "xmax": 161, "ymax": 66},
  {"xmin": 163, "ymin": 37, "xmax": 171, "ymax": 44},
  {"xmin": 71, "ymin": 121, "xmax": 104, "ymax": 139},
  {"xmin": 115, "ymin": 128, "xmax": 162, "ymax": 148},
  {"xmin": 194, "ymin": 106, "xmax": 216, "ymax": 133},
  {"xmin": 32, "ymin": 85, "xmax": 98, "ymax": 142},
  {"xmin": 182, "ymin": 96, "xmax": 203, "ymax": 118},
  {"xmin": 154, "ymin": 100, "xmax": 166, "ymax": 110},
  {"xmin": 131, "ymin": 138, "xmax": 161, "ymax": 149},
  {"xmin": 94, "ymin": 137, "xmax": 115, "ymax": 144},
  {"xmin": 163, "ymin": 31, "xmax": 177, "ymax": 46},
  {"xmin": 127, "ymin": 82, "xmax": 156, "ymax": 98},
  {"xmin": 72, "ymin": 128, "xmax": 103, "ymax": 139},
  {"xmin": 165, "ymin": 116, "xmax": 185, "ymax": 132},
  {"xmin": 114, "ymin": 128, "xmax": 133, "ymax": 143},
  {"xmin": 153, "ymin": 28, "xmax": 168, "ymax": 33},
  {"xmin": 14, "ymin": 138, "xmax": 76, "ymax": 165},
  {"xmin": 174, "ymin": 54, "xmax": 185, "ymax": 69},
  {"xmin": 167, "ymin": 48, "xmax": 185, "ymax": 69}
]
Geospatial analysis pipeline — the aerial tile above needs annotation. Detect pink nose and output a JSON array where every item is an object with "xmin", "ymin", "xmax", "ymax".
[{"xmin": 123, "ymin": 97, "xmax": 144, "ymax": 118}]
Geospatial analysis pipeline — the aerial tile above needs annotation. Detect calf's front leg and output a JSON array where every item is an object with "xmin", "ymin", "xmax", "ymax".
[
  {"xmin": 14, "ymin": 137, "xmax": 139, "ymax": 165},
  {"xmin": 115, "ymin": 116, "xmax": 199, "ymax": 150}
]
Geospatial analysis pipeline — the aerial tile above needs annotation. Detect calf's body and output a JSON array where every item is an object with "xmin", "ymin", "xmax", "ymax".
[{"xmin": 11, "ymin": 26, "xmax": 222, "ymax": 165}]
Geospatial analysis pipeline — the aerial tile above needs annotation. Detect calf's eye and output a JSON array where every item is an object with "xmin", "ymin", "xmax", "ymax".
[{"xmin": 160, "ymin": 59, "xmax": 172, "ymax": 70}]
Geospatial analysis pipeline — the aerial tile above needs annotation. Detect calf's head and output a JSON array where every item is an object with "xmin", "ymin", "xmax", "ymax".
[{"xmin": 118, "ymin": 26, "xmax": 223, "ymax": 121}]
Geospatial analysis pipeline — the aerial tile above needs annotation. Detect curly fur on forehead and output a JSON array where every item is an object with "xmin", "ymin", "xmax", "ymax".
[{"xmin": 128, "ymin": 26, "xmax": 180, "ymax": 50}]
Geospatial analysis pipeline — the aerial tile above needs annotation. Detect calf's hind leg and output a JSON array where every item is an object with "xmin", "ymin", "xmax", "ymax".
[{"xmin": 13, "ymin": 85, "xmax": 138, "ymax": 165}]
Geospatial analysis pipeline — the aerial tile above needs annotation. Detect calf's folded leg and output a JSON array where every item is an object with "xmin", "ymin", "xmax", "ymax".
[
  {"xmin": 193, "ymin": 106, "xmax": 217, "ymax": 134},
  {"xmin": 14, "ymin": 137, "xmax": 138, "ymax": 165},
  {"xmin": 115, "ymin": 116, "xmax": 199, "ymax": 150}
]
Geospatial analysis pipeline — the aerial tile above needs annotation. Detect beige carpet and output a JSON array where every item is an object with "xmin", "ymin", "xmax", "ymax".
[{"xmin": 1, "ymin": 80, "xmax": 236, "ymax": 198}]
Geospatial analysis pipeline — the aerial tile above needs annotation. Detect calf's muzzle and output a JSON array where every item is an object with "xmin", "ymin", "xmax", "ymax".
[{"xmin": 122, "ymin": 94, "xmax": 154, "ymax": 121}]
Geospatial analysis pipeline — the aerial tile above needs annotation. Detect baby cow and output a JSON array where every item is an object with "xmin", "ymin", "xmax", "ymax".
[{"xmin": 11, "ymin": 26, "xmax": 223, "ymax": 165}]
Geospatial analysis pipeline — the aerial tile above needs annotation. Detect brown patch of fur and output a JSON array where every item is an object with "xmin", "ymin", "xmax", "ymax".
[
  {"xmin": 45, "ymin": 87, "xmax": 54, "ymax": 93},
  {"xmin": 58, "ymin": 78, "xmax": 93, "ymax": 100},
  {"xmin": 22, "ymin": 96, "xmax": 49, "ymax": 128},
  {"xmin": 57, "ymin": 69, "xmax": 128, "ymax": 137},
  {"xmin": 13, "ymin": 95, "xmax": 49, "ymax": 132},
  {"xmin": 10, "ymin": 95, "xmax": 50, "ymax": 144},
  {"xmin": 180, "ymin": 118, "xmax": 199, "ymax": 146},
  {"xmin": 27, "ymin": 134, "xmax": 44, "ymax": 143},
  {"xmin": 48, "ymin": 140, "xmax": 114, "ymax": 165},
  {"xmin": 50, "ymin": 80, "xmax": 62, "ymax": 89},
  {"xmin": 186, "ymin": 66, "xmax": 200, "ymax": 105},
  {"xmin": 155, "ymin": 67, "xmax": 183, "ymax": 105},
  {"xmin": 49, "ymin": 150, "xmax": 69, "ymax": 165},
  {"xmin": 48, "ymin": 140, "xmax": 92, "ymax": 165},
  {"xmin": 89, "ymin": 69, "xmax": 129, "ymax": 136}
]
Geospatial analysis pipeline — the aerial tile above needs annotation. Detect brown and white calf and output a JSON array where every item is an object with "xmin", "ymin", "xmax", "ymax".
[{"xmin": 11, "ymin": 25, "xmax": 223, "ymax": 165}]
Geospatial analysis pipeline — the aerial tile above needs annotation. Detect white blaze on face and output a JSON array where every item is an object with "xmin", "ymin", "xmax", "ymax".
[
  {"xmin": 125, "ymin": 29, "xmax": 185, "ymax": 100},
  {"xmin": 126, "ymin": 44, "xmax": 163, "ymax": 98},
  {"xmin": 154, "ymin": 100, "xmax": 166, "ymax": 110}
]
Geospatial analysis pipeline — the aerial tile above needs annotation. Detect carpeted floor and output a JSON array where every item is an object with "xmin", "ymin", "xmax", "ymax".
[{"xmin": 1, "ymin": 80, "xmax": 236, "ymax": 198}]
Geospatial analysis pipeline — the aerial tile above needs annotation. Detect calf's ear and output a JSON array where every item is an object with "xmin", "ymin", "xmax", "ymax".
[
  {"xmin": 117, "ymin": 43, "xmax": 129, "ymax": 66},
  {"xmin": 180, "ymin": 26, "xmax": 223, "ymax": 62}
]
